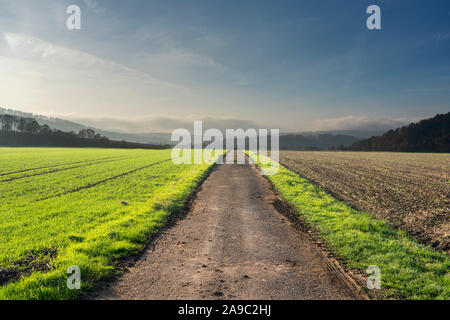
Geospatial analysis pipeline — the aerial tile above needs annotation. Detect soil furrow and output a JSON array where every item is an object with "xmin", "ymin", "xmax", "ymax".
[
  {"xmin": 0, "ymin": 156, "xmax": 134, "ymax": 182},
  {"xmin": 0, "ymin": 156, "xmax": 127, "ymax": 177},
  {"xmin": 36, "ymin": 158, "xmax": 172, "ymax": 202}
]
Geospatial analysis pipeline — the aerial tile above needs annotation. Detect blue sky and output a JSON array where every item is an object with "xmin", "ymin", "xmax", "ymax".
[{"xmin": 0, "ymin": 0, "xmax": 449, "ymax": 132}]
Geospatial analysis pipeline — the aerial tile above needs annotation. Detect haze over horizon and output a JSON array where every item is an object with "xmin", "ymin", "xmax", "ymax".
[{"xmin": 0, "ymin": 0, "xmax": 449, "ymax": 133}]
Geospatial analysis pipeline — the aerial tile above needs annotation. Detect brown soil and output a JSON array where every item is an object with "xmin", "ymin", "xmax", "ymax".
[
  {"xmin": 93, "ymin": 154, "xmax": 362, "ymax": 300},
  {"xmin": 280, "ymin": 151, "xmax": 450, "ymax": 253},
  {"xmin": 0, "ymin": 247, "xmax": 57, "ymax": 286}
]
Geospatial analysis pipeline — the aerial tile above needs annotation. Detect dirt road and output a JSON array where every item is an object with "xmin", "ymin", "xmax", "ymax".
[{"xmin": 95, "ymin": 157, "xmax": 358, "ymax": 300}]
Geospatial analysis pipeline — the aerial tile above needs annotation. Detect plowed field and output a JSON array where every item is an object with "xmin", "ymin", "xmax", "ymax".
[{"xmin": 280, "ymin": 151, "xmax": 450, "ymax": 253}]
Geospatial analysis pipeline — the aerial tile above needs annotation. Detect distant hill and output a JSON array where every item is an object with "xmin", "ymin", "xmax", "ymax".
[
  {"xmin": 279, "ymin": 133, "xmax": 361, "ymax": 150},
  {"xmin": 350, "ymin": 112, "xmax": 450, "ymax": 152},
  {"xmin": 0, "ymin": 107, "xmax": 86, "ymax": 131},
  {"xmin": 0, "ymin": 107, "xmax": 172, "ymax": 145},
  {"xmin": 1, "ymin": 107, "xmax": 373, "ymax": 149},
  {"xmin": 314, "ymin": 130, "xmax": 387, "ymax": 139},
  {"xmin": 0, "ymin": 113, "xmax": 168, "ymax": 149}
]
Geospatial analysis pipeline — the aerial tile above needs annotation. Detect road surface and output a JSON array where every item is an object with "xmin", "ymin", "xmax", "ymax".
[{"xmin": 95, "ymin": 156, "xmax": 358, "ymax": 300}]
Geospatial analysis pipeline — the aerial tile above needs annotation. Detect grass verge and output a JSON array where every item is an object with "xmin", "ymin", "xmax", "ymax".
[{"xmin": 248, "ymin": 152, "xmax": 449, "ymax": 300}]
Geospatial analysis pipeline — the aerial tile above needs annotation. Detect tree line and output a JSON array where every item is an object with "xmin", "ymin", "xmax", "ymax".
[
  {"xmin": 0, "ymin": 114, "xmax": 168, "ymax": 149},
  {"xmin": 348, "ymin": 112, "xmax": 450, "ymax": 152}
]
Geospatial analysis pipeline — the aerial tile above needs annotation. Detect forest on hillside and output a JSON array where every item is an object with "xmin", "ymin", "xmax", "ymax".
[
  {"xmin": 350, "ymin": 113, "xmax": 450, "ymax": 152},
  {"xmin": 0, "ymin": 114, "xmax": 168, "ymax": 149}
]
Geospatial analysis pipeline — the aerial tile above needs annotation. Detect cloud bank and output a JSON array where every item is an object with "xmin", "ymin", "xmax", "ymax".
[
  {"xmin": 2, "ymin": 32, "xmax": 182, "ymax": 89},
  {"xmin": 59, "ymin": 113, "xmax": 418, "ymax": 134},
  {"xmin": 311, "ymin": 115, "xmax": 416, "ymax": 132},
  {"xmin": 59, "ymin": 114, "xmax": 419, "ymax": 133},
  {"xmin": 60, "ymin": 114, "xmax": 266, "ymax": 133}
]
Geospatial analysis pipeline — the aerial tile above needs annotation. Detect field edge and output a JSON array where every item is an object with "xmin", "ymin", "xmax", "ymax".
[
  {"xmin": 0, "ymin": 157, "xmax": 217, "ymax": 300},
  {"xmin": 247, "ymin": 151, "xmax": 450, "ymax": 300}
]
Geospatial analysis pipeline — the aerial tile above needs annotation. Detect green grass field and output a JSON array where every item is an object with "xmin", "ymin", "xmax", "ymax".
[
  {"xmin": 0, "ymin": 148, "xmax": 216, "ymax": 300},
  {"xmin": 248, "ymin": 152, "xmax": 449, "ymax": 300},
  {"xmin": 2, "ymin": 148, "xmax": 448, "ymax": 300}
]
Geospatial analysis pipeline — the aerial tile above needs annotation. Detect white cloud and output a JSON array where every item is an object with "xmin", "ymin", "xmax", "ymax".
[
  {"xmin": 0, "ymin": 32, "xmax": 200, "ymax": 116},
  {"xmin": 311, "ymin": 115, "xmax": 415, "ymax": 131},
  {"xmin": 132, "ymin": 26, "xmax": 242, "ymax": 82},
  {"xmin": 2, "ymin": 32, "xmax": 182, "ymax": 89},
  {"xmin": 57, "ymin": 114, "xmax": 265, "ymax": 133}
]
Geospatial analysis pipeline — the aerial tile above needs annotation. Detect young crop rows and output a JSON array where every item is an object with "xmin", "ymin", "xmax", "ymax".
[{"xmin": 0, "ymin": 148, "xmax": 215, "ymax": 299}]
